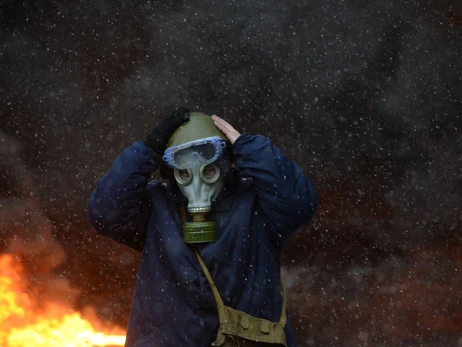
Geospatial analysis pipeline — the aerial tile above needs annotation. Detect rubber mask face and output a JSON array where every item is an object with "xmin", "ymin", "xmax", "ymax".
[{"xmin": 173, "ymin": 148, "xmax": 230, "ymax": 213}]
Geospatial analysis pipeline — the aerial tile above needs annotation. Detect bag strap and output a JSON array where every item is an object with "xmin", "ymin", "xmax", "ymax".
[
  {"xmin": 279, "ymin": 277, "xmax": 287, "ymax": 325},
  {"xmin": 179, "ymin": 207, "xmax": 286, "ymax": 324},
  {"xmin": 194, "ymin": 250, "xmax": 226, "ymax": 319},
  {"xmin": 194, "ymin": 250, "xmax": 287, "ymax": 325}
]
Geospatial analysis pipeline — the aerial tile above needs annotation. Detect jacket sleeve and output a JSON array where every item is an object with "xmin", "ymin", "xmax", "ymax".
[
  {"xmin": 87, "ymin": 141, "xmax": 158, "ymax": 251},
  {"xmin": 232, "ymin": 133, "xmax": 318, "ymax": 248}
]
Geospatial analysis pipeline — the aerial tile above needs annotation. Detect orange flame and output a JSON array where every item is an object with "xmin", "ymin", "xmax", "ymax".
[{"xmin": 0, "ymin": 254, "xmax": 126, "ymax": 347}]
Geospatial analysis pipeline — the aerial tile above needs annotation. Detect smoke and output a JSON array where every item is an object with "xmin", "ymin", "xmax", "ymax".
[
  {"xmin": 1, "ymin": 0, "xmax": 461, "ymax": 345},
  {"xmin": 0, "ymin": 129, "xmax": 136, "ymax": 322},
  {"xmin": 0, "ymin": 131, "xmax": 74, "ymax": 306}
]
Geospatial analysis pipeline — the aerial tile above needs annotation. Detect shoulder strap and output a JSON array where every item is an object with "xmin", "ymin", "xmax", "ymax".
[
  {"xmin": 194, "ymin": 250, "xmax": 286, "ymax": 324},
  {"xmin": 180, "ymin": 207, "xmax": 286, "ymax": 324},
  {"xmin": 279, "ymin": 277, "xmax": 287, "ymax": 325},
  {"xmin": 194, "ymin": 250, "xmax": 226, "ymax": 318}
]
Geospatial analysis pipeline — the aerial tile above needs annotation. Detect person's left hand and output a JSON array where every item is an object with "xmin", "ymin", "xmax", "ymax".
[
  {"xmin": 212, "ymin": 115, "xmax": 241, "ymax": 144},
  {"xmin": 144, "ymin": 107, "xmax": 190, "ymax": 156}
]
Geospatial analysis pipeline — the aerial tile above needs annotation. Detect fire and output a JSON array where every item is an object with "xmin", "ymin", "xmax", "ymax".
[{"xmin": 0, "ymin": 254, "xmax": 126, "ymax": 347}]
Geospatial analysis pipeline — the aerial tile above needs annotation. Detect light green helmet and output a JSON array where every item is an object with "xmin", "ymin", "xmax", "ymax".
[{"xmin": 166, "ymin": 112, "xmax": 228, "ymax": 148}]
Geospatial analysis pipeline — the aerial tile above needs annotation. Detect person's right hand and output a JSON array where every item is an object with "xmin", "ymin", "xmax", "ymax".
[{"xmin": 144, "ymin": 107, "xmax": 190, "ymax": 158}]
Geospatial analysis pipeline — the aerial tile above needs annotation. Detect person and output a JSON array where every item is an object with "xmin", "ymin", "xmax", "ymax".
[{"xmin": 88, "ymin": 108, "xmax": 318, "ymax": 347}]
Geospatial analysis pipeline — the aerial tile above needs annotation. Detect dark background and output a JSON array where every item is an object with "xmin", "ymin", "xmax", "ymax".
[{"xmin": 1, "ymin": 0, "xmax": 461, "ymax": 346}]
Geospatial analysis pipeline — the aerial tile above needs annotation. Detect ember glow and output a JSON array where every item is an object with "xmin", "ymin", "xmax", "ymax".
[{"xmin": 0, "ymin": 254, "xmax": 126, "ymax": 347}]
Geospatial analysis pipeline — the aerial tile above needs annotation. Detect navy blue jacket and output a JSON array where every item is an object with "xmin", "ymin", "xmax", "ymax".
[{"xmin": 88, "ymin": 134, "xmax": 317, "ymax": 347}]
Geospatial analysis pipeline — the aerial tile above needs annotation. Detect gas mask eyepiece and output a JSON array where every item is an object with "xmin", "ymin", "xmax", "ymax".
[{"xmin": 174, "ymin": 163, "xmax": 221, "ymax": 188}]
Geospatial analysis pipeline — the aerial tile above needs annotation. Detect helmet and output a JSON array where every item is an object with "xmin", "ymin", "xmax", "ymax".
[{"xmin": 166, "ymin": 112, "xmax": 228, "ymax": 148}]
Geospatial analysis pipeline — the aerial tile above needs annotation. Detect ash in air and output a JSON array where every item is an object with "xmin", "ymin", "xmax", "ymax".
[{"xmin": 1, "ymin": 0, "xmax": 461, "ymax": 345}]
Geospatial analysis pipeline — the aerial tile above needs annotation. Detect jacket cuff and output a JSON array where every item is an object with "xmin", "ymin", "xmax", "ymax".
[
  {"xmin": 139, "ymin": 141, "xmax": 163, "ymax": 165},
  {"xmin": 232, "ymin": 132, "xmax": 252, "ymax": 150}
]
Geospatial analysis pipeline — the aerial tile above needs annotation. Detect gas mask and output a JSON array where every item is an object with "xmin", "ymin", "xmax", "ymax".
[{"xmin": 163, "ymin": 134, "xmax": 230, "ymax": 243}]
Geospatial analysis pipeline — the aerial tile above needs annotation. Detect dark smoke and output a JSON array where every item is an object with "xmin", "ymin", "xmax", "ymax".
[{"xmin": 1, "ymin": 0, "xmax": 461, "ymax": 345}]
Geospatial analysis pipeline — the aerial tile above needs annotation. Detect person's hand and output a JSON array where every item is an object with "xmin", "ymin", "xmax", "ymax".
[
  {"xmin": 144, "ymin": 107, "xmax": 190, "ymax": 157},
  {"xmin": 212, "ymin": 115, "xmax": 241, "ymax": 144}
]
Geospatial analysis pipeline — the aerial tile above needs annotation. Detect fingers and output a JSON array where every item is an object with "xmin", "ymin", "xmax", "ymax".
[
  {"xmin": 212, "ymin": 115, "xmax": 241, "ymax": 144},
  {"xmin": 212, "ymin": 115, "xmax": 232, "ymax": 131}
]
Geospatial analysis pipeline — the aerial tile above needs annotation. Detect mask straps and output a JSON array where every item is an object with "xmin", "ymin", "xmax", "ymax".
[{"xmin": 179, "ymin": 206, "xmax": 187, "ymax": 223}]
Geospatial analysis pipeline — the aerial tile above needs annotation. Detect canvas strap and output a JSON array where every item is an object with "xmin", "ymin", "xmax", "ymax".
[
  {"xmin": 179, "ymin": 207, "xmax": 288, "ymax": 346},
  {"xmin": 193, "ymin": 250, "xmax": 287, "ymax": 326}
]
